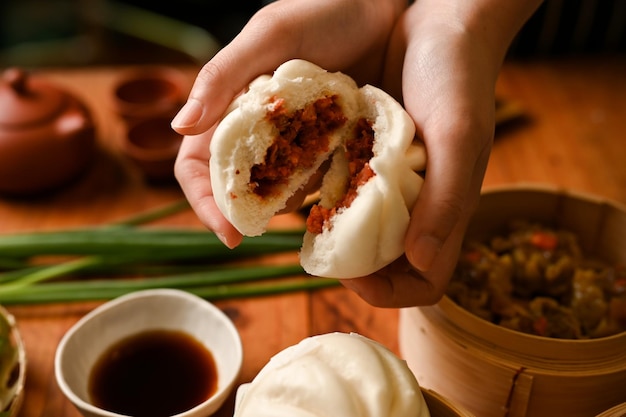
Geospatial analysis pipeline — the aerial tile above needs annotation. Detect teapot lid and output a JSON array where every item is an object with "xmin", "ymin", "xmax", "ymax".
[{"xmin": 0, "ymin": 68, "xmax": 66, "ymax": 127}]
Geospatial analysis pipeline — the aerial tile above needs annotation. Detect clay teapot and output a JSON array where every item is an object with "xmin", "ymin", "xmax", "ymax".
[{"xmin": 0, "ymin": 68, "xmax": 96, "ymax": 196}]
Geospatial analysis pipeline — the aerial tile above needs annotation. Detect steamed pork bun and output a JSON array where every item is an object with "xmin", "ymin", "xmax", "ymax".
[
  {"xmin": 209, "ymin": 59, "xmax": 427, "ymax": 279},
  {"xmin": 234, "ymin": 332, "xmax": 430, "ymax": 417}
]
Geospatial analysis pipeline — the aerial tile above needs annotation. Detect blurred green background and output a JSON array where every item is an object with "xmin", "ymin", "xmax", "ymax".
[
  {"xmin": 0, "ymin": 0, "xmax": 268, "ymax": 67},
  {"xmin": 1, "ymin": 0, "xmax": 624, "ymax": 68}
]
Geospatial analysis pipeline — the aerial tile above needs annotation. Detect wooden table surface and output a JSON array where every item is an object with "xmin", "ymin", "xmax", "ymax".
[{"xmin": 2, "ymin": 54, "xmax": 625, "ymax": 416}]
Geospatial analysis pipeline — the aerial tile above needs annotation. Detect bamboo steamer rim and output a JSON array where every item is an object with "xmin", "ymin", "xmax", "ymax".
[
  {"xmin": 421, "ymin": 388, "xmax": 475, "ymax": 417},
  {"xmin": 431, "ymin": 297, "xmax": 626, "ymax": 372},
  {"xmin": 400, "ymin": 306, "xmax": 626, "ymax": 417},
  {"xmin": 479, "ymin": 182, "xmax": 626, "ymax": 209},
  {"xmin": 594, "ymin": 402, "xmax": 626, "ymax": 417}
]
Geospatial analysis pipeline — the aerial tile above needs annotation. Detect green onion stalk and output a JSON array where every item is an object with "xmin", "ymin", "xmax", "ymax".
[{"xmin": 0, "ymin": 200, "xmax": 340, "ymax": 305}]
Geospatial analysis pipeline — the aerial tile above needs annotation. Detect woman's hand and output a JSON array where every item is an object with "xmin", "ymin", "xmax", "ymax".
[
  {"xmin": 172, "ymin": 0, "xmax": 543, "ymax": 308},
  {"xmin": 171, "ymin": 0, "xmax": 406, "ymax": 247},
  {"xmin": 340, "ymin": 0, "xmax": 543, "ymax": 307}
]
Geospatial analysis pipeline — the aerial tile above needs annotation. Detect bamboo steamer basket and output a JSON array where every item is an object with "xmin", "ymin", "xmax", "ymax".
[
  {"xmin": 399, "ymin": 185, "xmax": 626, "ymax": 417},
  {"xmin": 596, "ymin": 402, "xmax": 626, "ymax": 417},
  {"xmin": 421, "ymin": 388, "xmax": 475, "ymax": 417}
]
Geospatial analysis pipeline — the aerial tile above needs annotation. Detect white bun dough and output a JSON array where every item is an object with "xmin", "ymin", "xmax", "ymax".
[{"xmin": 233, "ymin": 332, "xmax": 430, "ymax": 417}]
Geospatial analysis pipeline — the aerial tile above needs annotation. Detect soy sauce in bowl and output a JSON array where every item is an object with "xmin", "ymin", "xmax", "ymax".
[
  {"xmin": 55, "ymin": 289, "xmax": 242, "ymax": 417},
  {"xmin": 89, "ymin": 329, "xmax": 218, "ymax": 417}
]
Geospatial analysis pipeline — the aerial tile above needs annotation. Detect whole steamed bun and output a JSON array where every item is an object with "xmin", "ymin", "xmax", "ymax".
[{"xmin": 234, "ymin": 332, "xmax": 430, "ymax": 417}]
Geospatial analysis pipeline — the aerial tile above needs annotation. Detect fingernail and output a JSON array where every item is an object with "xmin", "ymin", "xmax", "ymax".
[
  {"xmin": 215, "ymin": 231, "xmax": 229, "ymax": 246},
  {"xmin": 409, "ymin": 235, "xmax": 442, "ymax": 272},
  {"xmin": 171, "ymin": 98, "xmax": 203, "ymax": 129}
]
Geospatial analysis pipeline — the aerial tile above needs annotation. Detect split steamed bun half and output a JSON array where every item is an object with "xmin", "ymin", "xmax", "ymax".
[
  {"xmin": 210, "ymin": 60, "xmax": 361, "ymax": 236},
  {"xmin": 233, "ymin": 332, "xmax": 431, "ymax": 417},
  {"xmin": 210, "ymin": 59, "xmax": 426, "ymax": 278}
]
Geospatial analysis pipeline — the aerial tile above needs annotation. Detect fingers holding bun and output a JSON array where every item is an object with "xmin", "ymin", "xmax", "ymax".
[{"xmin": 209, "ymin": 59, "xmax": 426, "ymax": 278}]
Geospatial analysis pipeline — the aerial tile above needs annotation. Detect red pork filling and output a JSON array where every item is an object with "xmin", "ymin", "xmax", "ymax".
[
  {"xmin": 306, "ymin": 118, "xmax": 376, "ymax": 234},
  {"xmin": 249, "ymin": 95, "xmax": 347, "ymax": 197}
]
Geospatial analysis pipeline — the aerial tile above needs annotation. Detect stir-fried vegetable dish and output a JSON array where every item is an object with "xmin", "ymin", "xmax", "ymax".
[{"xmin": 447, "ymin": 220, "xmax": 626, "ymax": 339}]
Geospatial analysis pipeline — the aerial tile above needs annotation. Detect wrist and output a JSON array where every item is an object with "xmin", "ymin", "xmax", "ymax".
[{"xmin": 408, "ymin": 0, "xmax": 543, "ymax": 65}]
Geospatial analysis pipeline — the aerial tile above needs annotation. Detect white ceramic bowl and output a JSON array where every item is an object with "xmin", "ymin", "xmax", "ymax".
[{"xmin": 54, "ymin": 289, "xmax": 242, "ymax": 417}]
